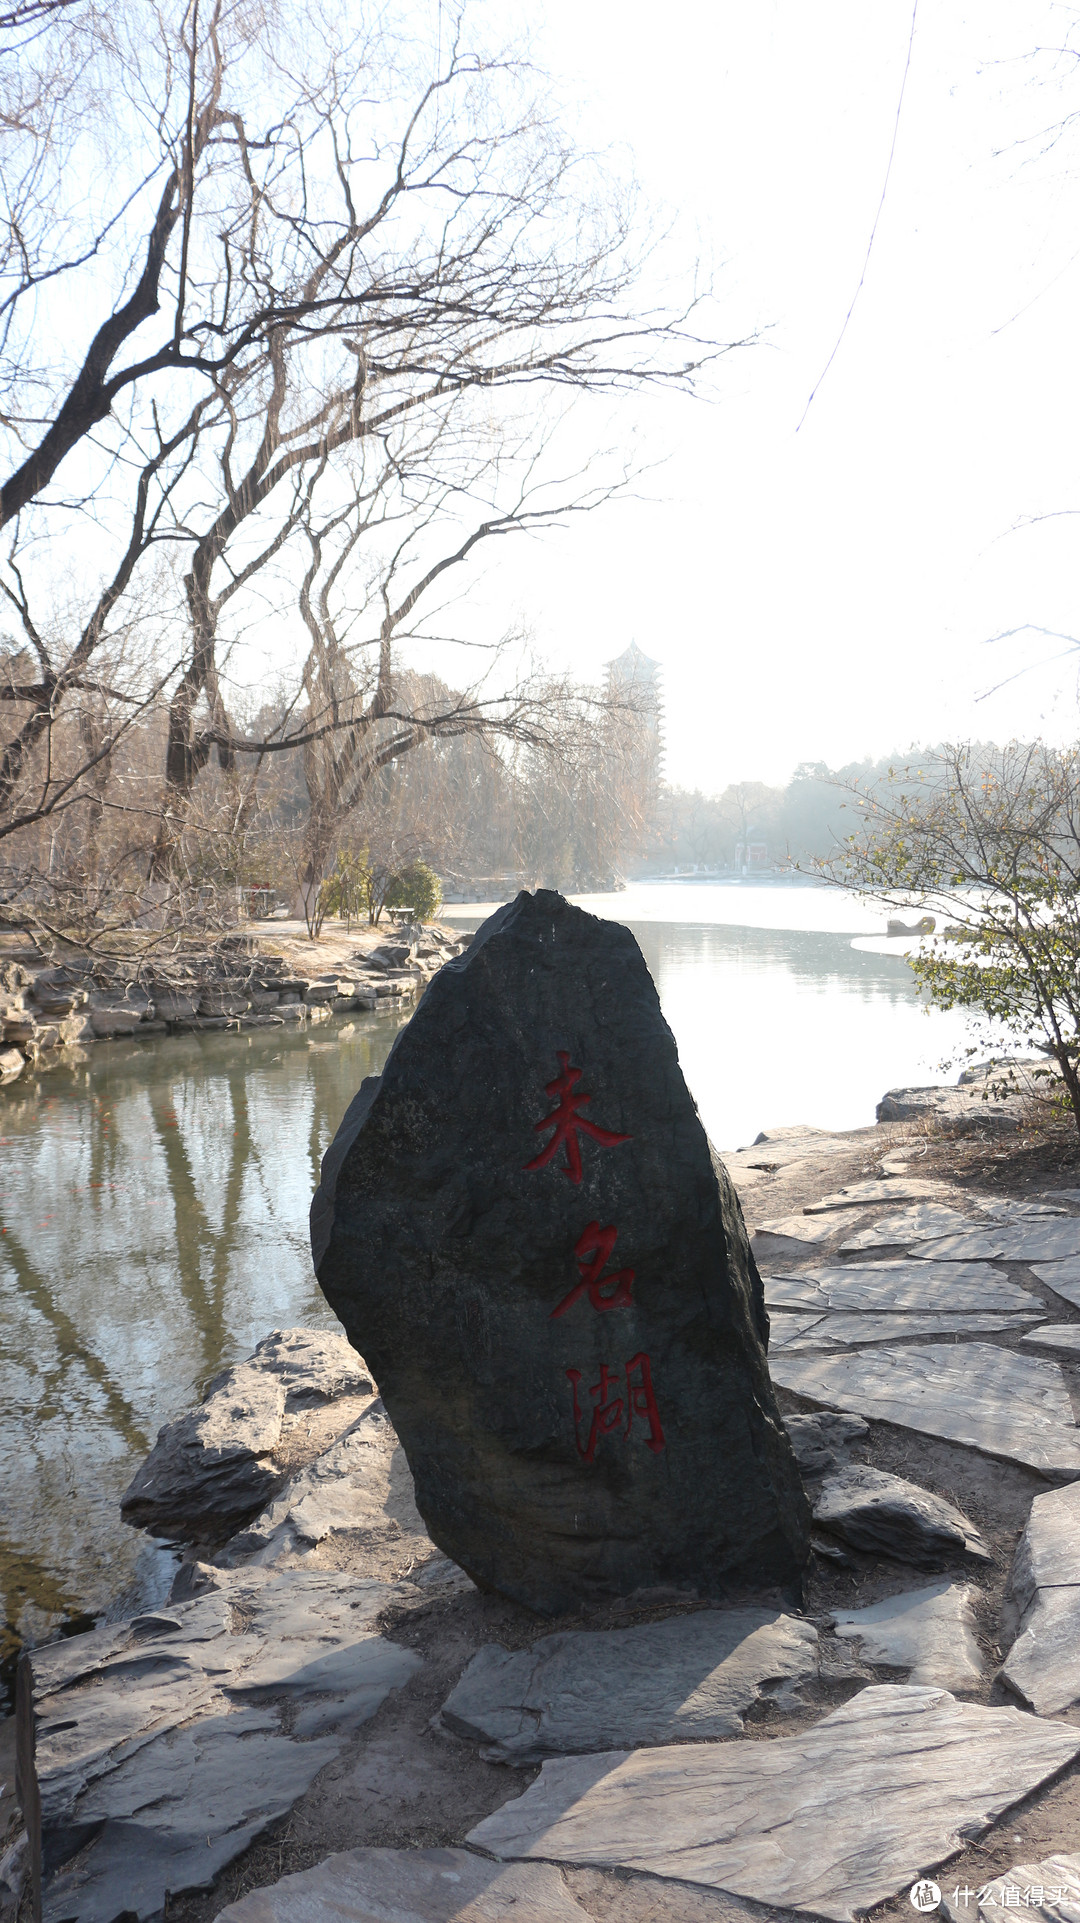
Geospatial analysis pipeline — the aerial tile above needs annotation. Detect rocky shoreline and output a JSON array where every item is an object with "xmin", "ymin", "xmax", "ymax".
[
  {"xmin": 0, "ymin": 922, "xmax": 469, "ymax": 1086},
  {"xmin": 7, "ymin": 1097, "xmax": 1080, "ymax": 1923}
]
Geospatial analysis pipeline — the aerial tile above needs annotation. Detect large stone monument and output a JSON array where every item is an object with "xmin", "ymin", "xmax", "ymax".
[{"xmin": 311, "ymin": 890, "xmax": 809, "ymax": 1611}]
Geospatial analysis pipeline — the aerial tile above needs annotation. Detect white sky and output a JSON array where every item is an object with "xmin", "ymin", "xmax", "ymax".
[{"xmin": 460, "ymin": 0, "xmax": 1080, "ymax": 789}]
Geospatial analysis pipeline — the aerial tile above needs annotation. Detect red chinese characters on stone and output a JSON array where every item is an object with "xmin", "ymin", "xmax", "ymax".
[
  {"xmin": 550, "ymin": 1222, "xmax": 635, "ymax": 1319},
  {"xmin": 566, "ymin": 1352, "xmax": 666, "ymax": 1464},
  {"xmin": 524, "ymin": 1052, "xmax": 631, "ymax": 1184}
]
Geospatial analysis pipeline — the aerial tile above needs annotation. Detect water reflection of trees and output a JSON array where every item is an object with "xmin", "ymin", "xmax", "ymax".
[
  {"xmin": 0, "ymin": 1527, "xmax": 90, "ymax": 1705},
  {"xmin": 1, "ymin": 1218, "xmax": 148, "ymax": 1450},
  {"xmin": 0, "ymin": 1013, "xmax": 407, "ymax": 1690}
]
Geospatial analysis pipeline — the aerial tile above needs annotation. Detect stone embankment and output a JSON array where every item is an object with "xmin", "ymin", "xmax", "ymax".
[{"xmin": 0, "ymin": 922, "xmax": 468, "ymax": 1086}]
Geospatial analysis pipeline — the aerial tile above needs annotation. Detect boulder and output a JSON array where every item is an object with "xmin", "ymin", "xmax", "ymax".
[
  {"xmin": 0, "ymin": 1044, "xmax": 24, "ymax": 1083},
  {"xmin": 22, "ymin": 1021, "xmax": 60, "ymax": 1049},
  {"xmin": 121, "ymin": 1330, "xmax": 372, "ymax": 1538},
  {"xmin": 120, "ymin": 1361, "xmax": 288, "ymax": 1541},
  {"xmin": 811, "ymin": 1465, "xmax": 990, "ymax": 1566},
  {"xmin": 367, "ymin": 941, "xmax": 418, "ymax": 970},
  {"xmin": 89, "ymin": 996, "xmax": 146, "ymax": 1037},
  {"xmin": 3, "ymin": 1015, "xmax": 40, "ymax": 1045},
  {"xmin": 151, "ymin": 985, "xmax": 200, "ymax": 1022},
  {"xmin": 218, "ymin": 1398, "xmax": 431, "ymax": 1570},
  {"xmin": 121, "ymin": 1331, "xmax": 372, "ymax": 1543},
  {"xmin": 59, "ymin": 1011, "xmax": 95, "ymax": 1045},
  {"xmin": 783, "ymin": 1410, "xmax": 869, "ymax": 1476},
  {"xmin": 30, "ymin": 982, "xmax": 88, "ymax": 1015},
  {"xmin": 311, "ymin": 888, "xmax": 810, "ymax": 1614},
  {"xmin": 248, "ymin": 1326, "xmax": 373, "ymax": 1406},
  {"xmin": 217, "ymin": 931, "xmax": 261, "ymax": 957}
]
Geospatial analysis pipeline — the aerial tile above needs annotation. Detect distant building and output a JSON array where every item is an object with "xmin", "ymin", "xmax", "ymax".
[
  {"xmin": 604, "ymin": 639, "xmax": 661, "ymax": 704},
  {"xmin": 735, "ymin": 837, "xmax": 770, "ymax": 872},
  {"xmin": 604, "ymin": 640, "xmax": 663, "ymax": 765},
  {"xmin": 597, "ymin": 641, "xmax": 664, "ymax": 877}
]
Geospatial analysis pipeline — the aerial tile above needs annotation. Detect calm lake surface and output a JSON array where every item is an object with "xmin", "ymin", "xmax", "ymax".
[{"xmin": 0, "ymin": 880, "xmax": 988, "ymax": 1696}]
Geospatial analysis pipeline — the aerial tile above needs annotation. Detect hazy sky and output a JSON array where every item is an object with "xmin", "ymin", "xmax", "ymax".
[{"xmin": 462, "ymin": 1, "xmax": 1080, "ymax": 789}]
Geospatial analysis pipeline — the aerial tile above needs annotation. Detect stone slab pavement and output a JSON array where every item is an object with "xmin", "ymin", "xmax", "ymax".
[
  {"xmin": 770, "ymin": 1342, "xmax": 1080, "ymax": 1481},
  {"xmin": 467, "ymin": 1685, "xmax": 1080, "ymax": 1923}
]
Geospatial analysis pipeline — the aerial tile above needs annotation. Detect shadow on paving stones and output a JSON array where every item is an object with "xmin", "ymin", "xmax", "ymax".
[
  {"xmin": 161, "ymin": 1570, "xmax": 868, "ymax": 1923},
  {"xmin": 155, "ymin": 1381, "xmax": 1062, "ymax": 1917}
]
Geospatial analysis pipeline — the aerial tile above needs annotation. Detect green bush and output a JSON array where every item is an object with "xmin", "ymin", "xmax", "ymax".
[{"xmin": 384, "ymin": 860, "xmax": 442, "ymax": 923}]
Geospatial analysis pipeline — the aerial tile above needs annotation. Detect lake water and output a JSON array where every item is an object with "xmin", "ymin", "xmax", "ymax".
[{"xmin": 0, "ymin": 880, "xmax": 990, "ymax": 1700}]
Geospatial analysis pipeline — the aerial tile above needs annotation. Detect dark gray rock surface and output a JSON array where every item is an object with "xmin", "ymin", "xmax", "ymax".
[
  {"xmin": 16, "ymin": 1569, "xmax": 419, "ymax": 1923},
  {"xmin": 311, "ymin": 889, "xmax": 810, "ymax": 1613},
  {"xmin": 120, "ymin": 1363, "xmax": 288, "ymax": 1541},
  {"xmin": 782, "ymin": 1410, "xmax": 869, "ymax": 1476},
  {"xmin": 811, "ymin": 1465, "xmax": 990, "ymax": 1566},
  {"xmin": 120, "ymin": 1331, "xmax": 373, "ymax": 1543}
]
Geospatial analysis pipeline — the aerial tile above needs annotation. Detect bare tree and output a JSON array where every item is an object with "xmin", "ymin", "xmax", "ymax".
[{"xmin": 1, "ymin": 1, "xmax": 729, "ymax": 824}]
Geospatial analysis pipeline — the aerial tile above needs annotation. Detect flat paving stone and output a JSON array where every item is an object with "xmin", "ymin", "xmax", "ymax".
[
  {"xmin": 1032, "ymin": 1260, "xmax": 1080, "ymax": 1311},
  {"xmin": 917, "ymin": 1221, "xmax": 1080, "ymax": 1263},
  {"xmin": 466, "ymin": 1684, "xmax": 1080, "ymax": 1923},
  {"xmin": 944, "ymin": 1854, "xmax": 1080, "ymax": 1923},
  {"xmin": 1022, "ymin": 1326, "xmax": 1080, "ymax": 1355},
  {"xmin": 770, "ymin": 1310, "xmax": 1042, "ymax": 1351},
  {"xmin": 840, "ymin": 1204, "xmax": 981, "ymax": 1250},
  {"xmin": 769, "ymin": 1343, "xmax": 1080, "ymax": 1480},
  {"xmin": 764, "ymin": 1263, "xmax": 1035, "ymax": 1312},
  {"xmin": 1002, "ymin": 1480, "xmax": 1080, "ymax": 1715},
  {"xmin": 215, "ymin": 1848, "xmax": 594, "ymax": 1922},
  {"xmin": 19, "ymin": 1568, "xmax": 421, "ymax": 1923},
  {"xmin": 973, "ymin": 1199, "xmax": 1070, "ymax": 1219},
  {"xmin": 756, "ymin": 1213, "xmax": 857, "ymax": 1244},
  {"xmin": 805, "ymin": 1179, "xmax": 950, "ymax": 1213},
  {"xmin": 812, "ymin": 1465, "xmax": 989, "ymax": 1565},
  {"xmin": 829, "ymin": 1581, "xmax": 983, "ymax": 1689},
  {"xmin": 439, "ymin": 1610, "xmax": 820, "ymax": 1764}
]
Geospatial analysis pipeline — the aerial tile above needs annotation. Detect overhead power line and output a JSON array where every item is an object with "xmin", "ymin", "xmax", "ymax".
[{"xmin": 796, "ymin": 0, "xmax": 920, "ymax": 433}]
